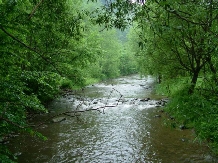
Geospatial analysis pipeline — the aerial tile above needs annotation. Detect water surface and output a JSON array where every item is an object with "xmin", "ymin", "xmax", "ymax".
[{"xmin": 9, "ymin": 75, "xmax": 215, "ymax": 162}]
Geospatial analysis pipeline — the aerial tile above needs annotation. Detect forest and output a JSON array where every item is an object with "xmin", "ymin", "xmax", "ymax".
[{"xmin": 1, "ymin": 0, "xmax": 218, "ymax": 162}]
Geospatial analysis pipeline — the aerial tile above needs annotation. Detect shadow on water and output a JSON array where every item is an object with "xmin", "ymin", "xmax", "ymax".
[{"xmin": 8, "ymin": 75, "xmax": 217, "ymax": 163}]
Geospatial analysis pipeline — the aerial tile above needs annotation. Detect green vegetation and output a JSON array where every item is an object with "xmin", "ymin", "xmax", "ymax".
[
  {"xmin": 0, "ymin": 0, "xmax": 138, "ymax": 162},
  {"xmin": 2, "ymin": 0, "xmax": 218, "ymax": 161},
  {"xmin": 94, "ymin": 0, "xmax": 218, "ymax": 155},
  {"xmin": 122, "ymin": 0, "xmax": 218, "ymax": 154},
  {"xmin": 155, "ymin": 77, "xmax": 218, "ymax": 154}
]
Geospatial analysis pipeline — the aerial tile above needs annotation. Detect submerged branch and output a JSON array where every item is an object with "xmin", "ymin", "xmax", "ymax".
[{"xmin": 34, "ymin": 88, "xmax": 123, "ymax": 128}]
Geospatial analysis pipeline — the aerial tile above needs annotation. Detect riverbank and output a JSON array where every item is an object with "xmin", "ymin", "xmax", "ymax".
[
  {"xmin": 155, "ymin": 77, "xmax": 218, "ymax": 158},
  {"xmin": 8, "ymin": 75, "xmax": 215, "ymax": 162}
]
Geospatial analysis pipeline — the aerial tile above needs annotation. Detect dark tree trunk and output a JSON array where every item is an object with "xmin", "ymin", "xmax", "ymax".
[
  {"xmin": 188, "ymin": 70, "xmax": 200, "ymax": 94},
  {"xmin": 157, "ymin": 74, "xmax": 162, "ymax": 84},
  {"xmin": 208, "ymin": 59, "xmax": 218, "ymax": 85}
]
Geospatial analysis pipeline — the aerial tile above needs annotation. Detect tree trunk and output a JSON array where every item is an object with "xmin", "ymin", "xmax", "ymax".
[
  {"xmin": 188, "ymin": 70, "xmax": 199, "ymax": 94},
  {"xmin": 157, "ymin": 74, "xmax": 162, "ymax": 84},
  {"xmin": 208, "ymin": 59, "xmax": 218, "ymax": 85}
]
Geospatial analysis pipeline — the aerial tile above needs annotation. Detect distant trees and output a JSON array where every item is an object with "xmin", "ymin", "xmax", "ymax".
[{"xmin": 84, "ymin": 28, "xmax": 138, "ymax": 81}]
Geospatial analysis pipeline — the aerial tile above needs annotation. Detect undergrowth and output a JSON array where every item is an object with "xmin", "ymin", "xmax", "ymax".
[{"xmin": 155, "ymin": 77, "xmax": 218, "ymax": 155}]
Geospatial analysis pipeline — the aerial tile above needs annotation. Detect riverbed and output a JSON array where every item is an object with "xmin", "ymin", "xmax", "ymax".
[{"xmin": 9, "ymin": 75, "xmax": 214, "ymax": 162}]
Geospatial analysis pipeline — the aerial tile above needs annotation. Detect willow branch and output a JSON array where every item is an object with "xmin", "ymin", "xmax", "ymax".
[
  {"xmin": 29, "ymin": 0, "xmax": 44, "ymax": 19},
  {"xmin": 0, "ymin": 25, "xmax": 62, "ymax": 75},
  {"xmin": 0, "ymin": 117, "xmax": 25, "ymax": 129}
]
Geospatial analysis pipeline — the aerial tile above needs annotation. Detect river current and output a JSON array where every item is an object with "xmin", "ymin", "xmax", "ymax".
[{"xmin": 9, "ymin": 75, "xmax": 215, "ymax": 162}]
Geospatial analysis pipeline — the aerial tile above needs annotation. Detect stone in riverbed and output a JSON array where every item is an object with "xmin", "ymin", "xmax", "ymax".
[
  {"xmin": 93, "ymin": 101, "xmax": 98, "ymax": 104},
  {"xmin": 154, "ymin": 114, "xmax": 161, "ymax": 118},
  {"xmin": 52, "ymin": 117, "xmax": 66, "ymax": 123},
  {"xmin": 140, "ymin": 98, "xmax": 150, "ymax": 102},
  {"xmin": 179, "ymin": 125, "xmax": 187, "ymax": 130}
]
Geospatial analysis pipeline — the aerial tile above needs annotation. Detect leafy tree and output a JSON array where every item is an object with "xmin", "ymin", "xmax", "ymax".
[
  {"xmin": 0, "ymin": 0, "xmax": 104, "ymax": 161},
  {"xmin": 118, "ymin": 28, "xmax": 139, "ymax": 76},
  {"xmin": 130, "ymin": 0, "xmax": 218, "ymax": 153},
  {"xmin": 96, "ymin": 0, "xmax": 218, "ymax": 154},
  {"xmin": 134, "ymin": 0, "xmax": 218, "ymax": 93},
  {"xmin": 100, "ymin": 29, "xmax": 122, "ymax": 79}
]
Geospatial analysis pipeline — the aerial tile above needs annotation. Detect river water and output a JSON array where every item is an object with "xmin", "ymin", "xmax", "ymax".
[{"xmin": 9, "ymin": 75, "xmax": 215, "ymax": 162}]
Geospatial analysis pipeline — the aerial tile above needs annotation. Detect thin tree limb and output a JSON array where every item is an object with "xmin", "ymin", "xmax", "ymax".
[
  {"xmin": 29, "ymin": 0, "xmax": 44, "ymax": 19},
  {"xmin": 34, "ymin": 88, "xmax": 123, "ymax": 128},
  {"xmin": 0, "ymin": 25, "xmax": 62, "ymax": 75}
]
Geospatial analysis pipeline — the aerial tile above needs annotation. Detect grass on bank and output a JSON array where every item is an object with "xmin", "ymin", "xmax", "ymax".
[
  {"xmin": 59, "ymin": 77, "xmax": 101, "ymax": 90},
  {"xmin": 155, "ymin": 77, "xmax": 218, "ymax": 154}
]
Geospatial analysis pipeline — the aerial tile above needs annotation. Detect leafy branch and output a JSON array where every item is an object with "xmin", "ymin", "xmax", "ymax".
[
  {"xmin": 28, "ymin": 0, "xmax": 44, "ymax": 19},
  {"xmin": 0, "ymin": 25, "xmax": 62, "ymax": 75}
]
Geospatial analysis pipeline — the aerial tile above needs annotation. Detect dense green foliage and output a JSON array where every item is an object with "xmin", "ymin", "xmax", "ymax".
[
  {"xmin": 0, "ymin": 0, "xmax": 138, "ymax": 161},
  {"xmin": 155, "ymin": 77, "xmax": 218, "ymax": 154},
  {"xmin": 3, "ymin": 0, "xmax": 218, "ymax": 161},
  {"xmin": 0, "ymin": 0, "xmax": 87, "ymax": 161},
  {"xmin": 135, "ymin": 1, "xmax": 218, "ymax": 92},
  {"xmin": 83, "ymin": 28, "xmax": 138, "ymax": 82}
]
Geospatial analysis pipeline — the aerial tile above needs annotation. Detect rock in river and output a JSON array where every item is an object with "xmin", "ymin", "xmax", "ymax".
[
  {"xmin": 140, "ymin": 98, "xmax": 150, "ymax": 102},
  {"xmin": 52, "ymin": 117, "xmax": 66, "ymax": 123}
]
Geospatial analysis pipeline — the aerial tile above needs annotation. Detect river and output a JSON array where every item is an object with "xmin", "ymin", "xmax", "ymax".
[{"xmin": 9, "ymin": 75, "xmax": 215, "ymax": 162}]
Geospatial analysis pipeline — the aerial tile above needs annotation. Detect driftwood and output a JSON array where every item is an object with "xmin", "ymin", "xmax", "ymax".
[{"xmin": 34, "ymin": 88, "xmax": 123, "ymax": 128}]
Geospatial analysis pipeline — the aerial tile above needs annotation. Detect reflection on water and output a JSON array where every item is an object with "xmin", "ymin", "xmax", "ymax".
[{"xmin": 9, "ymin": 75, "xmax": 215, "ymax": 162}]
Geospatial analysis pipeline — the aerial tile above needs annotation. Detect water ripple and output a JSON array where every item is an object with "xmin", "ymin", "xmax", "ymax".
[{"xmin": 9, "ymin": 75, "xmax": 214, "ymax": 163}]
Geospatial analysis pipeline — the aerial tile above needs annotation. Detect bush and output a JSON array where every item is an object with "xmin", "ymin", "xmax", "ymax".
[
  {"xmin": 22, "ymin": 71, "xmax": 61, "ymax": 102},
  {"xmin": 60, "ymin": 78, "xmax": 73, "ymax": 89}
]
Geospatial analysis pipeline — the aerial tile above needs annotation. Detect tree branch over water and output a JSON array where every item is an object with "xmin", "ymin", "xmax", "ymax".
[
  {"xmin": 0, "ymin": 25, "xmax": 63, "ymax": 75},
  {"xmin": 34, "ymin": 88, "xmax": 123, "ymax": 128}
]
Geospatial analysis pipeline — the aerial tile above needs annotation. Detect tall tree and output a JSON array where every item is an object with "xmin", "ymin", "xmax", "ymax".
[
  {"xmin": 0, "ymin": 0, "xmax": 103, "ymax": 161},
  {"xmin": 130, "ymin": 0, "xmax": 218, "ymax": 93}
]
